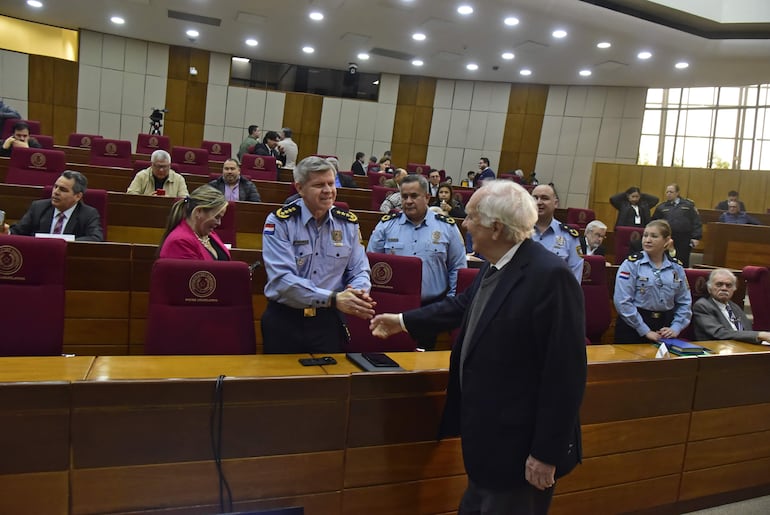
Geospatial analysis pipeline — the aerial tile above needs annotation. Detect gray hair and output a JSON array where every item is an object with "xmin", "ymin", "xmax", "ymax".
[
  {"xmin": 326, "ymin": 156, "xmax": 340, "ymax": 172},
  {"xmin": 707, "ymin": 268, "xmax": 737, "ymax": 290},
  {"xmin": 151, "ymin": 149, "xmax": 171, "ymax": 163},
  {"xmin": 585, "ymin": 220, "xmax": 607, "ymax": 233},
  {"xmin": 475, "ymin": 180, "xmax": 537, "ymax": 243},
  {"xmin": 400, "ymin": 173, "xmax": 429, "ymax": 193},
  {"xmin": 61, "ymin": 170, "xmax": 88, "ymax": 194},
  {"xmin": 293, "ymin": 156, "xmax": 334, "ymax": 185}
]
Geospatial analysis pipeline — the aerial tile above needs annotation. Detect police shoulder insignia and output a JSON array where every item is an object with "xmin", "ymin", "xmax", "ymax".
[
  {"xmin": 673, "ymin": 257, "xmax": 684, "ymax": 266},
  {"xmin": 332, "ymin": 207, "xmax": 358, "ymax": 223},
  {"xmin": 380, "ymin": 211, "xmax": 402, "ymax": 222},
  {"xmin": 275, "ymin": 204, "xmax": 300, "ymax": 219},
  {"xmin": 561, "ymin": 223, "xmax": 579, "ymax": 238},
  {"xmin": 627, "ymin": 251, "xmax": 643, "ymax": 262},
  {"xmin": 435, "ymin": 213, "xmax": 456, "ymax": 225}
]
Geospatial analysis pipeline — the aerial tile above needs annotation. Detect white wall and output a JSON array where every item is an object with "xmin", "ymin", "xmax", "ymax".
[
  {"xmin": 0, "ymin": 50, "xmax": 29, "ymax": 118},
  {"xmin": 535, "ymin": 86, "xmax": 646, "ymax": 208}
]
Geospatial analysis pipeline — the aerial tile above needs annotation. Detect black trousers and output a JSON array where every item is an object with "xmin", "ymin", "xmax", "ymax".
[
  {"xmin": 458, "ymin": 478, "xmax": 554, "ymax": 515},
  {"xmin": 614, "ymin": 308, "xmax": 675, "ymax": 343},
  {"xmin": 261, "ymin": 301, "xmax": 348, "ymax": 354},
  {"xmin": 672, "ymin": 231, "xmax": 692, "ymax": 267}
]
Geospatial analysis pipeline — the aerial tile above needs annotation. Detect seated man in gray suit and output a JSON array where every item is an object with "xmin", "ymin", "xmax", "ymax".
[
  {"xmin": 207, "ymin": 158, "xmax": 261, "ymax": 202},
  {"xmin": 693, "ymin": 268, "xmax": 770, "ymax": 344}
]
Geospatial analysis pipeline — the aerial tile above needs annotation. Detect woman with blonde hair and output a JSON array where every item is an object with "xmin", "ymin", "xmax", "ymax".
[{"xmin": 158, "ymin": 185, "xmax": 230, "ymax": 260}]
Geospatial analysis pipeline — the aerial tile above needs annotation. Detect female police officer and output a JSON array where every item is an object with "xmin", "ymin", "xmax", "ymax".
[{"xmin": 613, "ymin": 220, "xmax": 692, "ymax": 343}]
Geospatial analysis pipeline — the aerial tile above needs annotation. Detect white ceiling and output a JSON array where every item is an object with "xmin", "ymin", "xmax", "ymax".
[{"xmin": 5, "ymin": 0, "xmax": 770, "ymax": 88}]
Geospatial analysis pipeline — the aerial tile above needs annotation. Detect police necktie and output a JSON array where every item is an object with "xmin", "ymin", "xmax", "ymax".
[{"xmin": 52, "ymin": 212, "xmax": 66, "ymax": 234}]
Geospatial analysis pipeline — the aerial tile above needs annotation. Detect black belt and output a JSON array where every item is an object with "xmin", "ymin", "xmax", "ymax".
[
  {"xmin": 637, "ymin": 308, "xmax": 674, "ymax": 319},
  {"xmin": 268, "ymin": 300, "xmax": 333, "ymax": 318}
]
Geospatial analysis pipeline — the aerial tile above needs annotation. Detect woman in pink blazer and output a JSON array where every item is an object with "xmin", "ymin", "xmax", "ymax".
[{"xmin": 158, "ymin": 185, "xmax": 231, "ymax": 261}]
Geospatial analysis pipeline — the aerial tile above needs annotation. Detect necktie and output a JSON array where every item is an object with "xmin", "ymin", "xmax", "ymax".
[
  {"xmin": 725, "ymin": 305, "xmax": 743, "ymax": 330},
  {"xmin": 484, "ymin": 266, "xmax": 498, "ymax": 279},
  {"xmin": 53, "ymin": 212, "xmax": 66, "ymax": 234}
]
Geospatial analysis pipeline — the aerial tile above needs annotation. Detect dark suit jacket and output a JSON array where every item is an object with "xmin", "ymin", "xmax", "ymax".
[
  {"xmin": 579, "ymin": 236, "xmax": 605, "ymax": 256},
  {"xmin": 403, "ymin": 238, "xmax": 587, "ymax": 489},
  {"xmin": 351, "ymin": 161, "xmax": 366, "ymax": 176},
  {"xmin": 207, "ymin": 176, "xmax": 261, "ymax": 202},
  {"xmin": 338, "ymin": 173, "xmax": 356, "ymax": 188},
  {"xmin": 692, "ymin": 297, "xmax": 761, "ymax": 343},
  {"xmin": 252, "ymin": 143, "xmax": 280, "ymax": 161},
  {"xmin": 0, "ymin": 138, "xmax": 41, "ymax": 157},
  {"xmin": 609, "ymin": 192, "xmax": 658, "ymax": 228},
  {"xmin": 10, "ymin": 199, "xmax": 103, "ymax": 241},
  {"xmin": 715, "ymin": 200, "xmax": 746, "ymax": 211}
]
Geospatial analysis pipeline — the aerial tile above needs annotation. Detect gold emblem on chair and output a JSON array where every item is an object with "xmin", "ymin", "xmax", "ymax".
[
  {"xmin": 0, "ymin": 245, "xmax": 23, "ymax": 276},
  {"xmin": 254, "ymin": 157, "xmax": 265, "ymax": 169},
  {"xmin": 30, "ymin": 152, "xmax": 47, "ymax": 169},
  {"xmin": 578, "ymin": 212, "xmax": 587, "ymax": 223},
  {"xmin": 630, "ymin": 231, "xmax": 641, "ymax": 241},
  {"xmin": 184, "ymin": 150, "xmax": 196, "ymax": 163},
  {"xmin": 371, "ymin": 261, "xmax": 394, "ymax": 287},
  {"xmin": 189, "ymin": 271, "xmax": 217, "ymax": 298},
  {"xmin": 211, "ymin": 143, "xmax": 221, "ymax": 154},
  {"xmin": 105, "ymin": 142, "xmax": 118, "ymax": 155},
  {"xmin": 416, "ymin": 166, "xmax": 423, "ymax": 173},
  {"xmin": 149, "ymin": 136, "xmax": 159, "ymax": 147},
  {"xmin": 695, "ymin": 276, "xmax": 708, "ymax": 296},
  {"xmin": 582, "ymin": 260, "xmax": 592, "ymax": 283},
  {"xmin": 81, "ymin": 136, "xmax": 91, "ymax": 147}
]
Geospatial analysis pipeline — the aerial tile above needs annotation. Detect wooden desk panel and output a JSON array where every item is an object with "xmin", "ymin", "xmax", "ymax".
[
  {"xmin": 703, "ymin": 222, "xmax": 770, "ymax": 268},
  {"xmin": 0, "ymin": 356, "xmax": 94, "ymax": 382},
  {"xmin": 693, "ymin": 351, "xmax": 770, "ymax": 410}
]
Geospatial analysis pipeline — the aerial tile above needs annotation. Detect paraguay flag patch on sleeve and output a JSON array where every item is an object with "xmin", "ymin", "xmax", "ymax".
[
  {"xmin": 263, "ymin": 223, "xmax": 275, "ymax": 236},
  {"xmin": 619, "ymin": 270, "xmax": 630, "ymax": 280}
]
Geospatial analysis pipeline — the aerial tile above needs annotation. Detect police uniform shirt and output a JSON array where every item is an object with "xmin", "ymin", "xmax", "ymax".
[
  {"xmin": 533, "ymin": 218, "xmax": 584, "ymax": 282},
  {"xmin": 613, "ymin": 252, "xmax": 692, "ymax": 336},
  {"xmin": 262, "ymin": 199, "xmax": 371, "ymax": 309},
  {"xmin": 367, "ymin": 210, "xmax": 467, "ymax": 302}
]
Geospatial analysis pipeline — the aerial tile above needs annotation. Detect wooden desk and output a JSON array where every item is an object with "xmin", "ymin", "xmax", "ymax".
[
  {"xmin": 703, "ymin": 222, "xmax": 770, "ymax": 268},
  {"xmin": 0, "ymin": 356, "xmax": 95, "ymax": 382}
]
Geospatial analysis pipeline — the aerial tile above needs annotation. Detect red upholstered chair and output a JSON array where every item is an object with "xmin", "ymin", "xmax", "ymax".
[
  {"xmin": 201, "ymin": 140, "xmax": 232, "ymax": 162},
  {"xmin": 42, "ymin": 186, "xmax": 108, "ymax": 240},
  {"xmin": 1, "ymin": 119, "xmax": 41, "ymax": 139},
  {"xmin": 170, "ymin": 146, "xmax": 209, "ymax": 175},
  {"xmin": 367, "ymin": 171, "xmax": 391, "ymax": 187},
  {"xmin": 679, "ymin": 268, "xmax": 712, "ymax": 340},
  {"xmin": 0, "ymin": 235, "xmax": 66, "ymax": 355},
  {"xmin": 407, "ymin": 162, "xmax": 430, "ymax": 175},
  {"xmin": 136, "ymin": 133, "xmax": 171, "ymax": 155},
  {"xmin": 345, "ymin": 252, "xmax": 422, "ymax": 352},
  {"xmin": 338, "ymin": 170, "xmax": 354, "ymax": 183},
  {"xmin": 333, "ymin": 201, "xmax": 350, "ymax": 210},
  {"xmin": 581, "ymin": 255, "xmax": 611, "ymax": 343},
  {"xmin": 453, "ymin": 188, "xmax": 474, "ymax": 207},
  {"xmin": 144, "ymin": 259, "xmax": 256, "ymax": 355},
  {"xmin": 68, "ymin": 133, "xmax": 102, "ymax": 148},
  {"xmin": 215, "ymin": 201, "xmax": 237, "ymax": 247},
  {"xmin": 743, "ymin": 266, "xmax": 770, "ymax": 330},
  {"xmin": 371, "ymin": 185, "xmax": 397, "ymax": 211},
  {"xmin": 313, "ymin": 154, "xmax": 338, "ymax": 160},
  {"xmin": 614, "ymin": 226, "xmax": 645, "ymax": 265},
  {"xmin": 499, "ymin": 173, "xmax": 525, "ymax": 184},
  {"xmin": 5, "ymin": 147, "xmax": 66, "ymax": 187},
  {"xmin": 241, "ymin": 154, "xmax": 278, "ymax": 181},
  {"xmin": 566, "ymin": 208, "xmax": 595, "ymax": 230},
  {"xmin": 367, "ymin": 163, "xmax": 381, "ymax": 174},
  {"xmin": 89, "ymin": 138, "xmax": 133, "ymax": 168},
  {"xmin": 450, "ymin": 267, "xmax": 481, "ymax": 344},
  {"xmin": 33, "ymin": 134, "xmax": 54, "ymax": 149}
]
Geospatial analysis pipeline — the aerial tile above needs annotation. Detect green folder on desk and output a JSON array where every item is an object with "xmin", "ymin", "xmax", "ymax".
[{"xmin": 660, "ymin": 338, "xmax": 708, "ymax": 356}]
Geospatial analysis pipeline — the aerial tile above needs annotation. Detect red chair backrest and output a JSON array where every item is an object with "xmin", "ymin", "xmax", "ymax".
[
  {"xmin": 216, "ymin": 201, "xmax": 237, "ymax": 246},
  {"xmin": 333, "ymin": 201, "xmax": 350, "ymax": 210},
  {"xmin": 453, "ymin": 188, "xmax": 474, "ymax": 207},
  {"xmin": 33, "ymin": 134, "xmax": 54, "ymax": 149},
  {"xmin": 345, "ymin": 252, "xmax": 422, "ymax": 352},
  {"xmin": 68, "ymin": 133, "xmax": 102, "ymax": 148},
  {"xmin": 136, "ymin": 133, "xmax": 171, "ymax": 155},
  {"xmin": 367, "ymin": 171, "xmax": 391, "ymax": 187},
  {"xmin": 407, "ymin": 163, "xmax": 430, "ymax": 175},
  {"xmin": 241, "ymin": 154, "xmax": 278, "ymax": 181},
  {"xmin": 366, "ymin": 163, "xmax": 381, "ymax": 174},
  {"xmin": 0, "ymin": 235, "xmax": 66, "ymax": 355},
  {"xmin": 499, "ymin": 173, "xmax": 524, "ymax": 184},
  {"xmin": 581, "ymin": 255, "xmax": 611, "ymax": 343},
  {"xmin": 201, "ymin": 140, "xmax": 232, "ymax": 162},
  {"xmin": 6, "ymin": 147, "xmax": 66, "ymax": 187},
  {"xmin": 41, "ymin": 186, "xmax": 108, "ymax": 240},
  {"xmin": 170, "ymin": 147, "xmax": 209, "ymax": 175},
  {"xmin": 145, "ymin": 259, "xmax": 256, "ymax": 354},
  {"xmin": 743, "ymin": 266, "xmax": 770, "ymax": 330},
  {"xmin": 614, "ymin": 226, "xmax": 645, "ymax": 265},
  {"xmin": 371, "ymin": 185, "xmax": 397, "ymax": 211},
  {"xmin": 679, "ymin": 268, "xmax": 712, "ymax": 340},
  {"xmin": 1, "ymin": 119, "xmax": 41, "ymax": 139},
  {"xmin": 450, "ymin": 267, "xmax": 481, "ymax": 345},
  {"xmin": 89, "ymin": 138, "xmax": 133, "ymax": 168},
  {"xmin": 566, "ymin": 208, "xmax": 595, "ymax": 230}
]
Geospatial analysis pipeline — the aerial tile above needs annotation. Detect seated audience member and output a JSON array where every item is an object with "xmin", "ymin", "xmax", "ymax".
[
  {"xmin": 580, "ymin": 220, "xmax": 607, "ymax": 256},
  {"xmin": 127, "ymin": 149, "xmax": 189, "ymax": 197},
  {"xmin": 610, "ymin": 186, "xmax": 658, "ymax": 228},
  {"xmin": 0, "ymin": 121, "xmax": 41, "ymax": 157},
  {"xmin": 383, "ymin": 167, "xmax": 407, "ymax": 189},
  {"xmin": 427, "ymin": 169, "xmax": 442, "ymax": 198},
  {"xmin": 158, "ymin": 185, "xmax": 230, "ymax": 261},
  {"xmin": 715, "ymin": 190, "xmax": 746, "ymax": 211},
  {"xmin": 326, "ymin": 157, "xmax": 356, "ymax": 188},
  {"xmin": 252, "ymin": 131, "xmax": 283, "ymax": 167},
  {"xmin": 378, "ymin": 157, "xmax": 394, "ymax": 174},
  {"xmin": 380, "ymin": 169, "xmax": 409, "ymax": 213},
  {"xmin": 277, "ymin": 127, "xmax": 298, "ymax": 169},
  {"xmin": 207, "ymin": 158, "xmax": 261, "ymax": 202},
  {"xmin": 693, "ymin": 268, "xmax": 770, "ymax": 343},
  {"xmin": 351, "ymin": 152, "xmax": 366, "ymax": 175},
  {"xmin": 237, "ymin": 124, "xmax": 260, "ymax": 160},
  {"xmin": 718, "ymin": 200, "xmax": 760, "ymax": 225},
  {"xmin": 460, "ymin": 170, "xmax": 475, "ymax": 188},
  {"xmin": 445, "ymin": 176, "xmax": 453, "ymax": 185},
  {"xmin": 430, "ymin": 182, "xmax": 466, "ymax": 218},
  {"xmin": 2, "ymin": 171, "xmax": 103, "ymax": 241}
]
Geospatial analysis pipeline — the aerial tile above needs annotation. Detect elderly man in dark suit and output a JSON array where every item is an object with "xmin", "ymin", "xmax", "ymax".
[
  {"xmin": 693, "ymin": 268, "xmax": 770, "ymax": 344},
  {"xmin": 2, "ymin": 170, "xmax": 103, "ymax": 241},
  {"xmin": 579, "ymin": 220, "xmax": 607, "ymax": 256},
  {"xmin": 370, "ymin": 179, "xmax": 587, "ymax": 514}
]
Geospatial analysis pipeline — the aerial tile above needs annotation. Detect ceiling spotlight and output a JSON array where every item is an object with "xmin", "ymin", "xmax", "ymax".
[
  {"xmin": 412, "ymin": 59, "xmax": 424, "ymax": 66},
  {"xmin": 373, "ymin": 80, "xmax": 380, "ymax": 85},
  {"xmin": 466, "ymin": 63, "xmax": 479, "ymax": 71},
  {"xmin": 110, "ymin": 16, "xmax": 125, "ymax": 25},
  {"xmin": 186, "ymin": 29, "xmax": 199, "ymax": 38},
  {"xmin": 519, "ymin": 69, "xmax": 532, "ymax": 76},
  {"xmin": 245, "ymin": 39, "xmax": 258, "ymax": 47},
  {"xmin": 232, "ymin": 57, "xmax": 249, "ymax": 63},
  {"xmin": 552, "ymin": 29, "xmax": 567, "ymax": 39},
  {"xmin": 637, "ymin": 51, "xmax": 652, "ymax": 60},
  {"xmin": 309, "ymin": 11, "xmax": 324, "ymax": 21},
  {"xmin": 357, "ymin": 53, "xmax": 370, "ymax": 60},
  {"xmin": 412, "ymin": 32, "xmax": 426, "ymax": 41},
  {"xmin": 457, "ymin": 5, "xmax": 473, "ymax": 15},
  {"xmin": 302, "ymin": 46, "xmax": 315, "ymax": 54},
  {"xmin": 27, "ymin": 0, "xmax": 43, "ymax": 7},
  {"xmin": 504, "ymin": 17, "xmax": 519, "ymax": 26},
  {"xmin": 675, "ymin": 61, "xmax": 689, "ymax": 69},
  {"xmin": 501, "ymin": 52, "xmax": 514, "ymax": 60},
  {"xmin": 579, "ymin": 69, "xmax": 592, "ymax": 77},
  {"xmin": 597, "ymin": 41, "xmax": 611, "ymax": 49}
]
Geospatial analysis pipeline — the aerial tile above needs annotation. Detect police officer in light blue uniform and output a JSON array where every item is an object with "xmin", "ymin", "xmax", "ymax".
[
  {"xmin": 262, "ymin": 156, "xmax": 375, "ymax": 354},
  {"xmin": 613, "ymin": 220, "xmax": 692, "ymax": 343},
  {"xmin": 531, "ymin": 184, "xmax": 583, "ymax": 282}
]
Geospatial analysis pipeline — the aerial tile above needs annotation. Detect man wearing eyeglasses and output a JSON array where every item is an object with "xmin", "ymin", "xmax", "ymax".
[
  {"xmin": 578, "ymin": 220, "xmax": 607, "ymax": 256},
  {"xmin": 693, "ymin": 268, "xmax": 770, "ymax": 344}
]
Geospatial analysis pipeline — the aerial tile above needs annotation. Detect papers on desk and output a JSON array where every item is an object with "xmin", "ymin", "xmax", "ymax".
[
  {"xmin": 761, "ymin": 340, "xmax": 770, "ymax": 346},
  {"xmin": 655, "ymin": 343, "xmax": 671, "ymax": 359},
  {"xmin": 35, "ymin": 233, "xmax": 75, "ymax": 241}
]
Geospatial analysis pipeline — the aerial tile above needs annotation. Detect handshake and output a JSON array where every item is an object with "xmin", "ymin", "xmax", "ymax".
[{"xmin": 335, "ymin": 287, "xmax": 403, "ymax": 339}]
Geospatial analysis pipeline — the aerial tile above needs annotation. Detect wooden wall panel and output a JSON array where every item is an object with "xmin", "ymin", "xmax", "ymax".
[
  {"xmin": 508, "ymin": 85, "xmax": 529, "ymax": 114},
  {"xmin": 185, "ymin": 82, "xmax": 208, "ymax": 125},
  {"xmin": 167, "ymin": 46, "xmax": 190, "ymax": 80},
  {"xmin": 282, "ymin": 93, "xmax": 305, "ymax": 130},
  {"xmin": 415, "ymin": 77, "xmax": 436, "ymax": 107},
  {"xmin": 680, "ymin": 456, "xmax": 770, "ymax": 501},
  {"xmin": 301, "ymin": 95, "xmax": 323, "ymax": 137},
  {"xmin": 53, "ymin": 58, "xmax": 78, "ymax": 108},
  {"xmin": 28, "ymin": 55, "xmax": 55, "ymax": 104},
  {"xmin": 396, "ymin": 76, "xmax": 419, "ymax": 106},
  {"xmin": 342, "ymin": 475, "xmax": 466, "ymax": 515},
  {"xmin": 500, "ymin": 84, "xmax": 548, "ymax": 175},
  {"xmin": 0, "ymin": 472, "xmax": 68, "ymax": 515},
  {"xmin": 392, "ymin": 105, "xmax": 415, "ymax": 145},
  {"xmin": 689, "ymin": 403, "xmax": 770, "ymax": 441},
  {"xmin": 281, "ymin": 92, "xmax": 322, "ymax": 160},
  {"xmin": 165, "ymin": 79, "xmax": 188, "ymax": 123},
  {"xmin": 551, "ymin": 475, "xmax": 680, "ymax": 515},
  {"xmin": 392, "ymin": 77, "xmax": 434, "ymax": 167},
  {"xmin": 582, "ymin": 414, "xmax": 690, "ymax": 458},
  {"xmin": 526, "ymin": 85, "xmax": 549, "ymax": 114},
  {"xmin": 684, "ymin": 429, "xmax": 770, "ymax": 470},
  {"xmin": 165, "ymin": 46, "xmax": 209, "ymax": 146}
]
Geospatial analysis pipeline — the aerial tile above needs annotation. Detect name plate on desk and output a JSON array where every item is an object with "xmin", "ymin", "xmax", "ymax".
[{"xmin": 35, "ymin": 232, "xmax": 75, "ymax": 241}]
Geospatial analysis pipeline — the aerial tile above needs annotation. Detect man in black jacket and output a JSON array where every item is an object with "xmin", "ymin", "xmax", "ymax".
[
  {"xmin": 252, "ymin": 131, "xmax": 284, "ymax": 167},
  {"xmin": 207, "ymin": 159, "xmax": 261, "ymax": 202},
  {"xmin": 652, "ymin": 183, "xmax": 702, "ymax": 267},
  {"xmin": 0, "ymin": 121, "xmax": 41, "ymax": 157}
]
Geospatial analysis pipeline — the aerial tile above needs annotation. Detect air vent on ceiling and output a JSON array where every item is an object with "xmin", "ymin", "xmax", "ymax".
[
  {"xmin": 513, "ymin": 40, "xmax": 550, "ymax": 53},
  {"xmin": 594, "ymin": 60, "xmax": 628, "ymax": 71},
  {"xmin": 370, "ymin": 48, "xmax": 415, "ymax": 61},
  {"xmin": 167, "ymin": 10, "xmax": 221, "ymax": 27},
  {"xmin": 433, "ymin": 51, "xmax": 462, "ymax": 61},
  {"xmin": 236, "ymin": 12, "xmax": 266, "ymax": 25}
]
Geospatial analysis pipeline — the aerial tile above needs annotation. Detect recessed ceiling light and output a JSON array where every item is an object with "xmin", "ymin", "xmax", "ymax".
[
  {"xmin": 412, "ymin": 32, "xmax": 426, "ymax": 41},
  {"xmin": 638, "ymin": 51, "xmax": 652, "ymax": 60},
  {"xmin": 597, "ymin": 41, "xmax": 611, "ymax": 49},
  {"xmin": 504, "ymin": 17, "xmax": 519, "ymax": 26},
  {"xmin": 309, "ymin": 11, "xmax": 324, "ymax": 21},
  {"xmin": 457, "ymin": 5, "xmax": 473, "ymax": 15},
  {"xmin": 579, "ymin": 69, "xmax": 592, "ymax": 77},
  {"xmin": 675, "ymin": 61, "xmax": 689, "ymax": 69},
  {"xmin": 245, "ymin": 39, "xmax": 258, "ymax": 47},
  {"xmin": 412, "ymin": 59, "xmax": 424, "ymax": 66},
  {"xmin": 373, "ymin": 80, "xmax": 380, "ymax": 85},
  {"xmin": 466, "ymin": 63, "xmax": 479, "ymax": 71},
  {"xmin": 302, "ymin": 46, "xmax": 315, "ymax": 54},
  {"xmin": 519, "ymin": 69, "xmax": 532, "ymax": 76},
  {"xmin": 501, "ymin": 52, "xmax": 514, "ymax": 60},
  {"xmin": 27, "ymin": 0, "xmax": 43, "ymax": 7},
  {"xmin": 186, "ymin": 29, "xmax": 199, "ymax": 38},
  {"xmin": 552, "ymin": 29, "xmax": 567, "ymax": 39},
  {"xmin": 232, "ymin": 57, "xmax": 249, "ymax": 63},
  {"xmin": 110, "ymin": 16, "xmax": 125, "ymax": 25},
  {"xmin": 357, "ymin": 53, "xmax": 370, "ymax": 60}
]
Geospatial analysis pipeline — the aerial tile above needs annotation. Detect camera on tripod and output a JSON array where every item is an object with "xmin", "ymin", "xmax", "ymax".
[{"xmin": 149, "ymin": 108, "xmax": 168, "ymax": 135}]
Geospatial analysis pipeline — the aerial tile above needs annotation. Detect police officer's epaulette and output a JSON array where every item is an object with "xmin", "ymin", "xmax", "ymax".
[
  {"xmin": 626, "ymin": 251, "xmax": 644, "ymax": 262},
  {"xmin": 332, "ymin": 207, "xmax": 358, "ymax": 223},
  {"xmin": 670, "ymin": 256, "xmax": 684, "ymax": 266},
  {"xmin": 379, "ymin": 211, "xmax": 403, "ymax": 223},
  {"xmin": 275, "ymin": 204, "xmax": 300, "ymax": 219},
  {"xmin": 560, "ymin": 222, "xmax": 579, "ymax": 238},
  {"xmin": 434, "ymin": 213, "xmax": 456, "ymax": 225}
]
